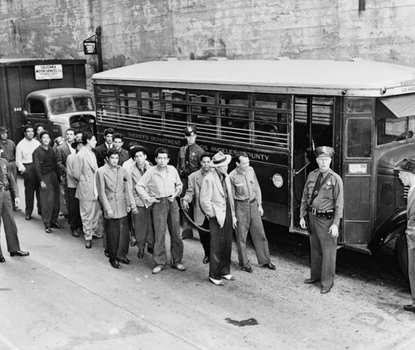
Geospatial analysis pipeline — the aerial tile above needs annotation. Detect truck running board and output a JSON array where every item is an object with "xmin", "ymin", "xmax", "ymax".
[{"xmin": 344, "ymin": 244, "xmax": 372, "ymax": 255}]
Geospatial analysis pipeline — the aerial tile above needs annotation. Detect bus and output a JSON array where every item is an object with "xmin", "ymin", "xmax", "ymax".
[{"xmin": 91, "ymin": 58, "xmax": 415, "ymax": 276}]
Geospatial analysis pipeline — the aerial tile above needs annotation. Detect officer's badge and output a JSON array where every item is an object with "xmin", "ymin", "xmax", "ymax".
[{"xmin": 325, "ymin": 180, "xmax": 333, "ymax": 189}]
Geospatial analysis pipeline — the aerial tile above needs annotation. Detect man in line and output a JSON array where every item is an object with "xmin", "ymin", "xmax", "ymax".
[
  {"xmin": 299, "ymin": 146, "xmax": 344, "ymax": 294},
  {"xmin": 16, "ymin": 124, "xmax": 40, "ymax": 220},
  {"xmin": 200, "ymin": 151, "xmax": 237, "ymax": 286},
  {"xmin": 33, "ymin": 131, "xmax": 63, "ymax": 233},
  {"xmin": 34, "ymin": 123, "xmax": 46, "ymax": 143},
  {"xmin": 127, "ymin": 145, "xmax": 154, "ymax": 258},
  {"xmin": 136, "ymin": 147, "xmax": 185, "ymax": 274},
  {"xmin": 0, "ymin": 126, "xmax": 20, "ymax": 211},
  {"xmin": 66, "ymin": 140, "xmax": 83, "ymax": 238},
  {"xmin": 181, "ymin": 153, "xmax": 212, "ymax": 264},
  {"xmin": 177, "ymin": 125, "xmax": 204, "ymax": 239},
  {"xmin": 0, "ymin": 147, "xmax": 29, "ymax": 263},
  {"xmin": 394, "ymin": 158, "xmax": 415, "ymax": 313},
  {"xmin": 74, "ymin": 132, "xmax": 101, "ymax": 249},
  {"xmin": 112, "ymin": 132, "xmax": 129, "ymax": 166},
  {"xmin": 96, "ymin": 148, "xmax": 133, "ymax": 268},
  {"xmin": 229, "ymin": 152, "xmax": 276, "ymax": 273},
  {"xmin": 95, "ymin": 128, "xmax": 114, "ymax": 167}
]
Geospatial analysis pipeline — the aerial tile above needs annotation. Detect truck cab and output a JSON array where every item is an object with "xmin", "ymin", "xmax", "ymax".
[{"xmin": 24, "ymin": 88, "xmax": 96, "ymax": 140}]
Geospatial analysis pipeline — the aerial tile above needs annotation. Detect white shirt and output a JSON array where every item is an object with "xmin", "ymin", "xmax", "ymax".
[{"xmin": 16, "ymin": 138, "xmax": 41, "ymax": 172}]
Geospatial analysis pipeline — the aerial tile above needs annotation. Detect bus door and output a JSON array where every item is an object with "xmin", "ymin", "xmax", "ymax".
[
  {"xmin": 341, "ymin": 98, "xmax": 374, "ymax": 248},
  {"xmin": 291, "ymin": 96, "xmax": 337, "ymax": 232}
]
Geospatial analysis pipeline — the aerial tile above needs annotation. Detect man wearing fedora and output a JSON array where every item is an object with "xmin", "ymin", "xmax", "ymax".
[
  {"xmin": 0, "ymin": 126, "xmax": 20, "ymax": 211},
  {"xmin": 299, "ymin": 146, "xmax": 343, "ymax": 294},
  {"xmin": 395, "ymin": 158, "xmax": 415, "ymax": 313},
  {"xmin": 127, "ymin": 145, "xmax": 154, "ymax": 259},
  {"xmin": 200, "ymin": 151, "xmax": 237, "ymax": 286}
]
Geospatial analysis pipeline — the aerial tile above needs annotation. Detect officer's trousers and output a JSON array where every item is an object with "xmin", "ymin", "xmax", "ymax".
[{"xmin": 0, "ymin": 190, "xmax": 20, "ymax": 253}]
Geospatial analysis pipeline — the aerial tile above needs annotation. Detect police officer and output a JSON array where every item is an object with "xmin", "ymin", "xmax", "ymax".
[
  {"xmin": 394, "ymin": 158, "xmax": 415, "ymax": 313},
  {"xmin": 177, "ymin": 125, "xmax": 204, "ymax": 239},
  {"xmin": 299, "ymin": 146, "xmax": 343, "ymax": 294}
]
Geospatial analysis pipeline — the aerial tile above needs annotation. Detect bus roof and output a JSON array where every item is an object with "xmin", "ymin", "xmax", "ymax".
[{"xmin": 91, "ymin": 59, "xmax": 415, "ymax": 97}]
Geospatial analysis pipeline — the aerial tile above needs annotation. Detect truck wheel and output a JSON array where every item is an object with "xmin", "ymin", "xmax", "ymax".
[{"xmin": 395, "ymin": 224, "xmax": 409, "ymax": 281}]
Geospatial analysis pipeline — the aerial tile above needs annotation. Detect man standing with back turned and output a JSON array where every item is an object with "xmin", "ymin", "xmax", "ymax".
[{"xmin": 299, "ymin": 146, "xmax": 343, "ymax": 294}]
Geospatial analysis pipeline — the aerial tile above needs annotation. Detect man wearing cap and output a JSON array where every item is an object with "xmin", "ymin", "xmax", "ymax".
[
  {"xmin": 200, "ymin": 151, "xmax": 237, "ymax": 286},
  {"xmin": 95, "ymin": 128, "xmax": 114, "ymax": 168},
  {"xmin": 299, "ymin": 146, "xmax": 343, "ymax": 294},
  {"xmin": 0, "ymin": 126, "xmax": 19, "ymax": 211},
  {"xmin": 0, "ymin": 147, "xmax": 29, "ymax": 263},
  {"xmin": 229, "ymin": 152, "xmax": 276, "ymax": 273},
  {"xmin": 395, "ymin": 158, "xmax": 415, "ymax": 313},
  {"xmin": 177, "ymin": 125, "xmax": 204, "ymax": 239},
  {"xmin": 127, "ymin": 145, "xmax": 154, "ymax": 258},
  {"xmin": 33, "ymin": 131, "xmax": 63, "ymax": 233},
  {"xmin": 16, "ymin": 124, "xmax": 41, "ymax": 220},
  {"xmin": 136, "ymin": 147, "xmax": 185, "ymax": 274}
]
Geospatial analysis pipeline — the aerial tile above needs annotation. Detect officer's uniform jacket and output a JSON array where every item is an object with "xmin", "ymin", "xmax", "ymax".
[
  {"xmin": 299, "ymin": 168, "xmax": 344, "ymax": 226},
  {"xmin": 0, "ymin": 158, "xmax": 18, "ymax": 198},
  {"xmin": 200, "ymin": 169, "xmax": 235, "ymax": 228},
  {"xmin": 177, "ymin": 143, "xmax": 204, "ymax": 177},
  {"xmin": 96, "ymin": 163, "xmax": 133, "ymax": 219},
  {"xmin": 406, "ymin": 183, "xmax": 415, "ymax": 249}
]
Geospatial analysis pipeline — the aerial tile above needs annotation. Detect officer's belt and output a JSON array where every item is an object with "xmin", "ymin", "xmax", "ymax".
[
  {"xmin": 307, "ymin": 207, "xmax": 334, "ymax": 218},
  {"xmin": 235, "ymin": 198, "xmax": 256, "ymax": 204}
]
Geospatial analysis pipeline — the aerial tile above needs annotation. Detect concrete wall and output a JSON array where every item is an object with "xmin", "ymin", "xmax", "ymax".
[{"xmin": 1, "ymin": 0, "xmax": 415, "ymax": 76}]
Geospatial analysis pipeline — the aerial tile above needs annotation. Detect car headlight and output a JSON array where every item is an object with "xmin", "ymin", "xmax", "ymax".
[{"xmin": 272, "ymin": 173, "xmax": 283, "ymax": 188}]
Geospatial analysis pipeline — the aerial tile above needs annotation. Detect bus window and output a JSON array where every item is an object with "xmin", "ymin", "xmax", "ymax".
[
  {"xmin": 219, "ymin": 92, "xmax": 249, "ymax": 144},
  {"xmin": 139, "ymin": 88, "xmax": 161, "ymax": 131},
  {"xmin": 118, "ymin": 86, "xmax": 139, "ymax": 129},
  {"xmin": 189, "ymin": 90, "xmax": 217, "ymax": 138},
  {"xmin": 346, "ymin": 118, "xmax": 372, "ymax": 158},
  {"xmin": 377, "ymin": 117, "xmax": 415, "ymax": 145},
  {"xmin": 346, "ymin": 98, "xmax": 373, "ymax": 114}
]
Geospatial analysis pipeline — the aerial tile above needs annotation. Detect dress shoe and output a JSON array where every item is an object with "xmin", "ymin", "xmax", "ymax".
[
  {"xmin": 76, "ymin": 228, "xmax": 84, "ymax": 236},
  {"xmin": 304, "ymin": 278, "xmax": 320, "ymax": 284},
  {"xmin": 119, "ymin": 257, "xmax": 132, "ymax": 265},
  {"xmin": 203, "ymin": 256, "xmax": 210, "ymax": 264},
  {"xmin": 25, "ymin": 215, "xmax": 32, "ymax": 221},
  {"xmin": 13, "ymin": 207, "xmax": 21, "ymax": 212},
  {"xmin": 262, "ymin": 262, "xmax": 276, "ymax": 270},
  {"xmin": 174, "ymin": 263, "xmax": 186, "ymax": 271},
  {"xmin": 152, "ymin": 265, "xmax": 163, "ymax": 274},
  {"xmin": 45, "ymin": 226, "xmax": 52, "ymax": 234},
  {"xmin": 104, "ymin": 249, "xmax": 109, "ymax": 257},
  {"xmin": 130, "ymin": 238, "xmax": 137, "ymax": 247},
  {"xmin": 110, "ymin": 259, "xmax": 120, "ymax": 269},
  {"xmin": 85, "ymin": 240, "xmax": 92, "ymax": 249},
  {"xmin": 71, "ymin": 230, "xmax": 80, "ymax": 238},
  {"xmin": 137, "ymin": 250, "xmax": 144, "ymax": 259},
  {"xmin": 92, "ymin": 234, "xmax": 102, "ymax": 239},
  {"xmin": 241, "ymin": 265, "xmax": 253, "ymax": 273},
  {"xmin": 147, "ymin": 247, "xmax": 154, "ymax": 254},
  {"xmin": 51, "ymin": 222, "xmax": 64, "ymax": 229},
  {"xmin": 209, "ymin": 277, "xmax": 224, "ymax": 286},
  {"xmin": 221, "ymin": 274, "xmax": 235, "ymax": 281},
  {"xmin": 404, "ymin": 305, "xmax": 415, "ymax": 312},
  {"xmin": 320, "ymin": 287, "xmax": 331, "ymax": 294},
  {"xmin": 0, "ymin": 254, "xmax": 5, "ymax": 263},
  {"xmin": 10, "ymin": 250, "xmax": 29, "ymax": 257}
]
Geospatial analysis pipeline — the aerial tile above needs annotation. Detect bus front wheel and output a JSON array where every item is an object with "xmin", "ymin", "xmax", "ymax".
[{"xmin": 395, "ymin": 225, "xmax": 409, "ymax": 282}]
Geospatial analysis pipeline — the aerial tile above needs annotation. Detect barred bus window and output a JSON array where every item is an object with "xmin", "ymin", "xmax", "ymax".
[
  {"xmin": 118, "ymin": 86, "xmax": 139, "ymax": 129},
  {"xmin": 162, "ymin": 89, "xmax": 188, "ymax": 133},
  {"xmin": 189, "ymin": 90, "xmax": 218, "ymax": 139},
  {"xmin": 139, "ymin": 88, "xmax": 161, "ymax": 131},
  {"xmin": 347, "ymin": 118, "xmax": 372, "ymax": 158}
]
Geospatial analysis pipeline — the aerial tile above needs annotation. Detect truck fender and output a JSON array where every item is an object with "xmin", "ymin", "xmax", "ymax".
[{"xmin": 367, "ymin": 208, "xmax": 406, "ymax": 254}]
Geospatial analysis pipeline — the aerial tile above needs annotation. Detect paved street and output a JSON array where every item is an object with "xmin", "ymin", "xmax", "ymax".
[{"xmin": 1, "ymin": 180, "xmax": 415, "ymax": 350}]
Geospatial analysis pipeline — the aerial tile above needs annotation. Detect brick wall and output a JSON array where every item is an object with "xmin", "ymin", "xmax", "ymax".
[{"xmin": 1, "ymin": 0, "xmax": 415, "ymax": 77}]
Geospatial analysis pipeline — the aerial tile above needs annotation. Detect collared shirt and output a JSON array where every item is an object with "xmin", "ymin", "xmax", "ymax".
[
  {"xmin": 67, "ymin": 142, "xmax": 75, "ymax": 155},
  {"xmin": 16, "ymin": 138, "xmax": 41, "ymax": 171},
  {"xmin": 136, "ymin": 164, "xmax": 182, "ymax": 203},
  {"xmin": 0, "ymin": 139, "xmax": 16, "ymax": 162},
  {"xmin": 229, "ymin": 166, "xmax": 262, "ymax": 204}
]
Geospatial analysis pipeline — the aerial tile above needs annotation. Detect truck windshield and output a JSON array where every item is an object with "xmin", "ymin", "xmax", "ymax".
[{"xmin": 49, "ymin": 97, "xmax": 94, "ymax": 115}]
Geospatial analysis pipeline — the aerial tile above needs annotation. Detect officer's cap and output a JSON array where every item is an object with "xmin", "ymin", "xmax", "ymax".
[
  {"xmin": 394, "ymin": 158, "xmax": 415, "ymax": 174},
  {"xmin": 183, "ymin": 125, "xmax": 197, "ymax": 136},
  {"xmin": 314, "ymin": 146, "xmax": 334, "ymax": 158}
]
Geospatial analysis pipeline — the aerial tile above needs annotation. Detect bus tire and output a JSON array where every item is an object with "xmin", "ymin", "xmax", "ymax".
[{"xmin": 395, "ymin": 224, "xmax": 409, "ymax": 282}]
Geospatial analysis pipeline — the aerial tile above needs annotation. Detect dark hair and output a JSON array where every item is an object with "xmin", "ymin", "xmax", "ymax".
[
  {"xmin": 39, "ymin": 130, "xmax": 50, "ymax": 140},
  {"xmin": 106, "ymin": 148, "xmax": 119, "ymax": 159},
  {"xmin": 104, "ymin": 128, "xmax": 114, "ymax": 137},
  {"xmin": 23, "ymin": 124, "xmax": 34, "ymax": 133},
  {"xmin": 155, "ymin": 147, "xmax": 170, "ymax": 158},
  {"xmin": 234, "ymin": 152, "xmax": 249, "ymax": 163},
  {"xmin": 66, "ymin": 128, "xmax": 76, "ymax": 135},
  {"xmin": 200, "ymin": 153, "xmax": 211, "ymax": 162},
  {"xmin": 34, "ymin": 123, "xmax": 46, "ymax": 132},
  {"xmin": 113, "ymin": 132, "xmax": 124, "ymax": 142},
  {"xmin": 75, "ymin": 129, "xmax": 83, "ymax": 135},
  {"xmin": 82, "ymin": 132, "xmax": 95, "ymax": 145}
]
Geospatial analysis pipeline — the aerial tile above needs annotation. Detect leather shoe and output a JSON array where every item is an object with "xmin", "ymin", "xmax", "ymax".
[
  {"xmin": 137, "ymin": 250, "xmax": 144, "ymax": 259},
  {"xmin": 119, "ymin": 257, "xmax": 132, "ymax": 265},
  {"xmin": 174, "ymin": 263, "xmax": 186, "ymax": 271},
  {"xmin": 203, "ymin": 255, "xmax": 210, "ymax": 264},
  {"xmin": 130, "ymin": 238, "xmax": 137, "ymax": 247},
  {"xmin": 147, "ymin": 247, "xmax": 154, "ymax": 254},
  {"xmin": 25, "ymin": 215, "xmax": 32, "ymax": 221},
  {"xmin": 304, "ymin": 278, "xmax": 320, "ymax": 284},
  {"xmin": 152, "ymin": 265, "xmax": 163, "ymax": 274},
  {"xmin": 10, "ymin": 250, "xmax": 29, "ymax": 257},
  {"xmin": 221, "ymin": 274, "xmax": 235, "ymax": 281},
  {"xmin": 51, "ymin": 222, "xmax": 64, "ymax": 229},
  {"xmin": 85, "ymin": 240, "xmax": 92, "ymax": 249},
  {"xmin": 0, "ymin": 254, "xmax": 5, "ymax": 263},
  {"xmin": 320, "ymin": 287, "xmax": 331, "ymax": 294},
  {"xmin": 14, "ymin": 207, "xmax": 21, "ymax": 212},
  {"xmin": 45, "ymin": 226, "xmax": 52, "ymax": 233},
  {"xmin": 110, "ymin": 259, "xmax": 120, "ymax": 269},
  {"xmin": 262, "ymin": 262, "xmax": 276, "ymax": 270},
  {"xmin": 209, "ymin": 277, "xmax": 224, "ymax": 286},
  {"xmin": 404, "ymin": 305, "xmax": 415, "ymax": 312},
  {"xmin": 104, "ymin": 249, "xmax": 109, "ymax": 257},
  {"xmin": 71, "ymin": 230, "xmax": 80, "ymax": 237},
  {"xmin": 241, "ymin": 265, "xmax": 253, "ymax": 273}
]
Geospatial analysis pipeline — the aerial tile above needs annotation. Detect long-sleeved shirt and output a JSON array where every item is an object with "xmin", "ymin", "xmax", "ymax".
[
  {"xmin": 33, "ymin": 146, "xmax": 60, "ymax": 182},
  {"xmin": 0, "ymin": 139, "xmax": 16, "ymax": 162},
  {"xmin": 16, "ymin": 138, "xmax": 40, "ymax": 172},
  {"xmin": 229, "ymin": 166, "xmax": 262, "ymax": 205},
  {"xmin": 136, "ymin": 165, "xmax": 182, "ymax": 207}
]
